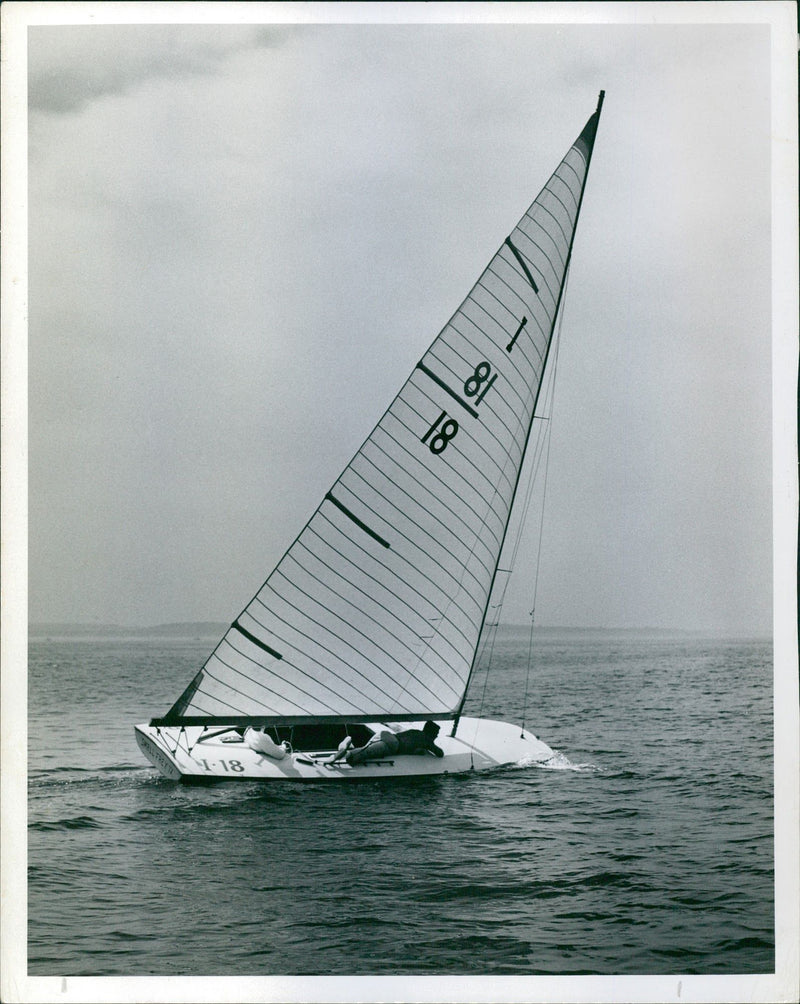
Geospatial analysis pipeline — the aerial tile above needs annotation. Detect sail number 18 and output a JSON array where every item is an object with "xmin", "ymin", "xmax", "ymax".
[
  {"xmin": 421, "ymin": 410, "xmax": 459, "ymax": 454},
  {"xmin": 464, "ymin": 361, "xmax": 497, "ymax": 404},
  {"xmin": 420, "ymin": 360, "xmax": 497, "ymax": 455}
]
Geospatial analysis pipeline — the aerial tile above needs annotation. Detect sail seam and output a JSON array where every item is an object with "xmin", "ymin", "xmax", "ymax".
[
  {"xmin": 313, "ymin": 512, "xmax": 475, "ymax": 654},
  {"xmin": 473, "ymin": 267, "xmax": 528, "ymax": 323},
  {"xmin": 424, "ymin": 345, "xmax": 528, "ymax": 452},
  {"xmin": 187, "ymin": 694, "xmax": 249, "ymax": 718},
  {"xmin": 541, "ymin": 184, "xmax": 577, "ymax": 226},
  {"xmin": 409, "ymin": 357, "xmax": 521, "ymax": 485},
  {"xmin": 487, "ymin": 257, "xmax": 553, "ymax": 312},
  {"xmin": 188, "ymin": 663, "xmax": 276, "ymax": 715},
  {"xmin": 245, "ymin": 590, "xmax": 405, "ymax": 701},
  {"xmin": 500, "ymin": 240, "xmax": 558, "ymax": 304},
  {"xmin": 460, "ymin": 293, "xmax": 548, "ymax": 377},
  {"xmin": 253, "ymin": 581, "xmax": 419, "ymax": 711},
  {"xmin": 354, "ymin": 446, "xmax": 501, "ymax": 565},
  {"xmin": 546, "ymin": 186, "xmax": 578, "ymax": 223},
  {"xmin": 548, "ymin": 175, "xmax": 579, "ymax": 212},
  {"xmin": 241, "ymin": 618, "xmax": 403, "ymax": 716},
  {"xmin": 319, "ymin": 489, "xmax": 483, "ymax": 622},
  {"xmin": 347, "ymin": 437, "xmax": 506, "ymax": 550},
  {"xmin": 266, "ymin": 568, "xmax": 445, "ymax": 708},
  {"xmin": 366, "ymin": 428, "xmax": 505, "ymax": 552},
  {"xmin": 449, "ymin": 314, "xmax": 543, "ymax": 410},
  {"xmin": 536, "ymin": 202, "xmax": 570, "ymax": 248},
  {"xmin": 398, "ymin": 384, "xmax": 517, "ymax": 496},
  {"xmin": 385, "ymin": 402, "xmax": 514, "ymax": 506},
  {"xmin": 560, "ymin": 158, "xmax": 583, "ymax": 192},
  {"xmin": 482, "ymin": 253, "xmax": 548, "ymax": 319},
  {"xmin": 449, "ymin": 315, "xmax": 542, "ymax": 439},
  {"xmin": 305, "ymin": 526, "xmax": 468, "ymax": 662},
  {"xmin": 284, "ymin": 545, "xmax": 461, "ymax": 701},
  {"xmin": 295, "ymin": 534, "xmax": 465, "ymax": 668},
  {"xmin": 519, "ymin": 213, "xmax": 566, "ymax": 268},
  {"xmin": 391, "ymin": 452, "xmax": 512, "ymax": 712},
  {"xmin": 319, "ymin": 507, "xmax": 483, "ymax": 631},
  {"xmin": 223, "ymin": 629, "xmax": 354, "ymax": 711},
  {"xmin": 494, "ymin": 249, "xmax": 555, "ymax": 309},
  {"xmin": 508, "ymin": 234, "xmax": 562, "ymax": 302},
  {"xmin": 439, "ymin": 288, "xmax": 541, "ymax": 382},
  {"xmin": 459, "ymin": 287, "xmax": 547, "ymax": 371},
  {"xmin": 472, "ymin": 272, "xmax": 548, "ymax": 357},
  {"xmin": 520, "ymin": 209, "xmax": 568, "ymax": 264},
  {"xmin": 342, "ymin": 463, "xmax": 496, "ymax": 596},
  {"xmin": 208, "ymin": 647, "xmax": 310, "ymax": 714},
  {"xmin": 445, "ymin": 313, "xmax": 534, "ymax": 407}
]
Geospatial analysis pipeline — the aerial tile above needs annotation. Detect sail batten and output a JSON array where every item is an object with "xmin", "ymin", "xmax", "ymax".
[{"xmin": 162, "ymin": 99, "xmax": 603, "ymax": 728}]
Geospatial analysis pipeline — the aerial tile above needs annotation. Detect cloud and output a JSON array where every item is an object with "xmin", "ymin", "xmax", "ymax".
[{"xmin": 28, "ymin": 23, "xmax": 289, "ymax": 114}]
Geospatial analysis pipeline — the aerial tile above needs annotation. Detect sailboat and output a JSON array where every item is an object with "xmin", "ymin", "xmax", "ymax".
[{"xmin": 135, "ymin": 92, "xmax": 605, "ymax": 781}]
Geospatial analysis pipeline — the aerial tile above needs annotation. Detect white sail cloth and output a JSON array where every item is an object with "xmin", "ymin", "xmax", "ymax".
[{"xmin": 163, "ymin": 105, "xmax": 602, "ymax": 725}]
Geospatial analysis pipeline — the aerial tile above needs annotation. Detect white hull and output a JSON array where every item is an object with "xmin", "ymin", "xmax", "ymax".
[{"xmin": 134, "ymin": 717, "xmax": 553, "ymax": 782}]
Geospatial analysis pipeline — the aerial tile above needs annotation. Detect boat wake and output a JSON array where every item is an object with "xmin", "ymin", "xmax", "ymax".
[
  {"xmin": 516, "ymin": 749, "xmax": 604, "ymax": 772},
  {"xmin": 29, "ymin": 764, "xmax": 157, "ymax": 792}
]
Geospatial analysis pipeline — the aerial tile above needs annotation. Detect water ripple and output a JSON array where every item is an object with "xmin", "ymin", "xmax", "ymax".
[{"xmin": 26, "ymin": 632, "xmax": 774, "ymax": 976}]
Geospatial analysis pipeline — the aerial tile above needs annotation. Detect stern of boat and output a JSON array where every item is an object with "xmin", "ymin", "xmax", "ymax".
[{"xmin": 134, "ymin": 724, "xmax": 189, "ymax": 781}]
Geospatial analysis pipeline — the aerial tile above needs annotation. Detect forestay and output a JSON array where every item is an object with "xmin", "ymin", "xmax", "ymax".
[{"xmin": 157, "ymin": 97, "xmax": 604, "ymax": 727}]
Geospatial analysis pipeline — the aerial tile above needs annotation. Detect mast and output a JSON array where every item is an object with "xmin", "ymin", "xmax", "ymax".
[{"xmin": 452, "ymin": 91, "xmax": 606, "ymax": 734}]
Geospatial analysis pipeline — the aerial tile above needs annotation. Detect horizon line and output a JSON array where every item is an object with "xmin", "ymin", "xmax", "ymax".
[{"xmin": 27, "ymin": 620, "xmax": 773, "ymax": 638}]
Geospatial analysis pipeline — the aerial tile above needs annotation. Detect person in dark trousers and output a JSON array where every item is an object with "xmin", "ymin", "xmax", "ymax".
[{"xmin": 328, "ymin": 720, "xmax": 444, "ymax": 765}]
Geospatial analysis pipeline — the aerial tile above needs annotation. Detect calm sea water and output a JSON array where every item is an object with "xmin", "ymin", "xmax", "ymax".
[{"xmin": 28, "ymin": 628, "xmax": 773, "ymax": 977}]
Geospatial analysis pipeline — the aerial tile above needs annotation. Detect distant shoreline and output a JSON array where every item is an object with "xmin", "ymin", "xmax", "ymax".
[
  {"xmin": 28, "ymin": 622, "xmax": 772, "ymax": 641},
  {"xmin": 28, "ymin": 622, "xmax": 230, "ymax": 639}
]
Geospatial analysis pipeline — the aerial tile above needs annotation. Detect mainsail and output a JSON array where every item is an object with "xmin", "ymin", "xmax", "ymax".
[{"xmin": 156, "ymin": 93, "xmax": 604, "ymax": 727}]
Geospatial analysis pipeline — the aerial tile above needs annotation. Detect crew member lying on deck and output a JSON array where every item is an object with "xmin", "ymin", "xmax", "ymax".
[{"xmin": 328, "ymin": 721, "xmax": 444, "ymax": 765}]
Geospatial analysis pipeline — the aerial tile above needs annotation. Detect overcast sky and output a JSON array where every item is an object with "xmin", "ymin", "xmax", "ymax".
[{"xmin": 25, "ymin": 8, "xmax": 781, "ymax": 633}]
